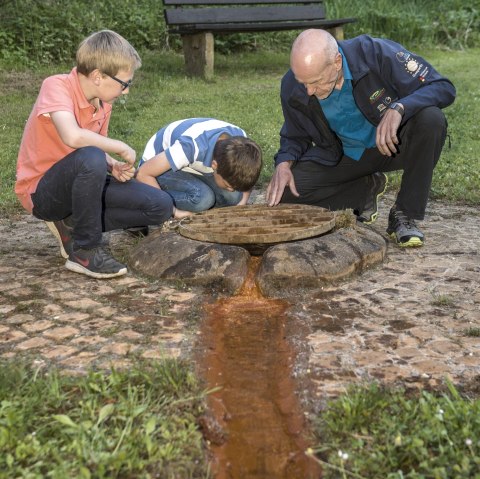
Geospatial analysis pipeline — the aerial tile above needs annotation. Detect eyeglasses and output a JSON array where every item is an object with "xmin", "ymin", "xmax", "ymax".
[{"xmin": 105, "ymin": 73, "xmax": 133, "ymax": 91}]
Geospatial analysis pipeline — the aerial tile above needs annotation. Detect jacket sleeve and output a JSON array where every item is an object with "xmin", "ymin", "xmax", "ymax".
[
  {"xmin": 372, "ymin": 38, "xmax": 456, "ymax": 121},
  {"xmin": 274, "ymin": 72, "xmax": 314, "ymax": 166}
]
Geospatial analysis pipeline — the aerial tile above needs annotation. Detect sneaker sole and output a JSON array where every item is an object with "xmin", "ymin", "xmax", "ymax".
[
  {"xmin": 358, "ymin": 174, "xmax": 388, "ymax": 225},
  {"xmin": 45, "ymin": 221, "xmax": 68, "ymax": 259},
  {"xmin": 388, "ymin": 232, "xmax": 424, "ymax": 248},
  {"xmin": 65, "ymin": 259, "xmax": 127, "ymax": 279}
]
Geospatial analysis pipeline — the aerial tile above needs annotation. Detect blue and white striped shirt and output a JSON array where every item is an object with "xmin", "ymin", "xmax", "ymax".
[{"xmin": 141, "ymin": 118, "xmax": 247, "ymax": 174}]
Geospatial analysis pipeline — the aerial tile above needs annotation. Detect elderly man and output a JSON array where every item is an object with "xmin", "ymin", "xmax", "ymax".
[{"xmin": 266, "ymin": 29, "xmax": 455, "ymax": 247}]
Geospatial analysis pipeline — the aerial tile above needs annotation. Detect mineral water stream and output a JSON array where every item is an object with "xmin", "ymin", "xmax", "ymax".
[{"xmin": 198, "ymin": 257, "xmax": 321, "ymax": 479}]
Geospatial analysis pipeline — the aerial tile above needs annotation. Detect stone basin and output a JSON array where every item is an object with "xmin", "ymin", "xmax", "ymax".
[{"xmin": 129, "ymin": 206, "xmax": 387, "ymax": 297}]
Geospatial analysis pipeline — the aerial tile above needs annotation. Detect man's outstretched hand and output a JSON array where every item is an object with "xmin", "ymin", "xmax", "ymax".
[{"xmin": 266, "ymin": 161, "xmax": 299, "ymax": 206}]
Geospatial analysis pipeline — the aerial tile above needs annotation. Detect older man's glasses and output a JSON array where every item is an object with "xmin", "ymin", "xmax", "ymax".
[{"xmin": 106, "ymin": 74, "xmax": 133, "ymax": 91}]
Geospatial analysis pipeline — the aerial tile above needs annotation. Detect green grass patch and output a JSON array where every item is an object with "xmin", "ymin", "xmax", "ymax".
[
  {"xmin": 0, "ymin": 360, "xmax": 208, "ymax": 479},
  {"xmin": 385, "ymin": 47, "xmax": 480, "ymax": 204},
  {"xmin": 311, "ymin": 382, "xmax": 480, "ymax": 479}
]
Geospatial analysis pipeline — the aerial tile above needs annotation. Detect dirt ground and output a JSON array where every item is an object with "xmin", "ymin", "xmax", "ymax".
[{"xmin": 0, "ymin": 193, "xmax": 479, "ymax": 404}]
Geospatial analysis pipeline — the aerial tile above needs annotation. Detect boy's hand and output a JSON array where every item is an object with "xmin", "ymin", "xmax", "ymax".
[{"xmin": 111, "ymin": 160, "xmax": 135, "ymax": 182}]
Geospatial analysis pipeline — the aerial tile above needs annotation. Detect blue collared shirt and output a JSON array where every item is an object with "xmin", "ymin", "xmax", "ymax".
[{"xmin": 319, "ymin": 48, "xmax": 376, "ymax": 160}]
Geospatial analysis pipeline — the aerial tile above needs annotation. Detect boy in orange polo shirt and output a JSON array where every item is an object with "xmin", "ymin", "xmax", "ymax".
[{"xmin": 16, "ymin": 30, "xmax": 185, "ymax": 279}]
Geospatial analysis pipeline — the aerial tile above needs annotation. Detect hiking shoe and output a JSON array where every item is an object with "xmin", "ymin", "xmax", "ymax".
[
  {"xmin": 357, "ymin": 172, "xmax": 388, "ymax": 224},
  {"xmin": 66, "ymin": 246, "xmax": 127, "ymax": 279},
  {"xmin": 45, "ymin": 219, "xmax": 73, "ymax": 259},
  {"xmin": 387, "ymin": 207, "xmax": 425, "ymax": 247}
]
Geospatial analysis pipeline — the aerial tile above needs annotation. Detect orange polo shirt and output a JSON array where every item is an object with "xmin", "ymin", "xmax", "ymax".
[{"xmin": 15, "ymin": 67, "xmax": 112, "ymax": 213}]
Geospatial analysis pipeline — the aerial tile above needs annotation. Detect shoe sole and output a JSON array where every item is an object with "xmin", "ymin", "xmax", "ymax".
[
  {"xmin": 358, "ymin": 174, "xmax": 388, "ymax": 225},
  {"xmin": 45, "ymin": 221, "xmax": 68, "ymax": 259},
  {"xmin": 388, "ymin": 232, "xmax": 424, "ymax": 248},
  {"xmin": 65, "ymin": 259, "xmax": 127, "ymax": 279}
]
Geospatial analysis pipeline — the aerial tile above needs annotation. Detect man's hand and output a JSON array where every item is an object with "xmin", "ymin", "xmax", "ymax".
[
  {"xmin": 266, "ymin": 161, "xmax": 299, "ymax": 206},
  {"xmin": 376, "ymin": 107, "xmax": 403, "ymax": 156}
]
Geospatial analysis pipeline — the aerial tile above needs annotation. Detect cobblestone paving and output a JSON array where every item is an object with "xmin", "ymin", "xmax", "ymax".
[
  {"xmin": 0, "ymin": 216, "xmax": 200, "ymax": 374},
  {"xmin": 288, "ymin": 194, "xmax": 480, "ymax": 401}
]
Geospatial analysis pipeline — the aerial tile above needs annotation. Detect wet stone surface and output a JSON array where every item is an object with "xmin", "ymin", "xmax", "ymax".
[
  {"xmin": 284, "ymin": 194, "xmax": 480, "ymax": 405},
  {"xmin": 0, "ymin": 191, "xmax": 479, "ymax": 402},
  {"xmin": 257, "ymin": 224, "xmax": 386, "ymax": 297},
  {"xmin": 0, "ymin": 216, "xmax": 201, "ymax": 373}
]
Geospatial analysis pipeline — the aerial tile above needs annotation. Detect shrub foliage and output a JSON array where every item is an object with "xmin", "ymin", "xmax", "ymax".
[{"xmin": 0, "ymin": 0, "xmax": 478, "ymax": 66}]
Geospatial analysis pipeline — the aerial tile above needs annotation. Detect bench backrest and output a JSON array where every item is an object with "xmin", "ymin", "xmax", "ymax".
[{"xmin": 164, "ymin": 0, "xmax": 326, "ymax": 29}]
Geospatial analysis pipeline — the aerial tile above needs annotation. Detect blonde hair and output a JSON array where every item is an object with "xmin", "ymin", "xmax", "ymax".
[{"xmin": 76, "ymin": 30, "xmax": 141, "ymax": 76}]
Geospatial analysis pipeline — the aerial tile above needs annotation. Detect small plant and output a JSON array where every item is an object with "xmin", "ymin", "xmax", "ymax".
[
  {"xmin": 334, "ymin": 209, "xmax": 357, "ymax": 230},
  {"xmin": 463, "ymin": 327, "xmax": 480, "ymax": 337},
  {"xmin": 430, "ymin": 292, "xmax": 455, "ymax": 307}
]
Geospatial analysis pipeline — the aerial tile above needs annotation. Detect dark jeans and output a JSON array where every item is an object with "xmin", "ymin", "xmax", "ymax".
[
  {"xmin": 280, "ymin": 106, "xmax": 448, "ymax": 220},
  {"xmin": 31, "ymin": 146, "xmax": 174, "ymax": 249}
]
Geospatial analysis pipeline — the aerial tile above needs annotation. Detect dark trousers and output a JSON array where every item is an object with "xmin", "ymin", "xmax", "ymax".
[
  {"xmin": 31, "ymin": 146, "xmax": 174, "ymax": 250},
  {"xmin": 280, "ymin": 106, "xmax": 447, "ymax": 220}
]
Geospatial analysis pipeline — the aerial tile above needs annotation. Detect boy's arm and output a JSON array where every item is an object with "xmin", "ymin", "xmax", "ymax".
[
  {"xmin": 136, "ymin": 151, "xmax": 171, "ymax": 189},
  {"xmin": 50, "ymin": 110, "xmax": 136, "ymax": 165}
]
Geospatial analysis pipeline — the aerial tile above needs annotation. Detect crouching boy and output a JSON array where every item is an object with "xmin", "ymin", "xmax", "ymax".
[{"xmin": 136, "ymin": 118, "xmax": 263, "ymax": 212}]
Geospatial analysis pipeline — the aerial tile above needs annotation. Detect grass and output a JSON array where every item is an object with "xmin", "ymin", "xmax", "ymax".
[
  {"xmin": 1, "ymin": 47, "xmax": 479, "ymax": 216},
  {"xmin": 420, "ymin": 48, "xmax": 480, "ymax": 203},
  {"xmin": 430, "ymin": 292, "xmax": 456, "ymax": 308},
  {"xmin": 0, "ymin": 360, "xmax": 208, "ymax": 479},
  {"xmin": 463, "ymin": 327, "xmax": 480, "ymax": 338},
  {"xmin": 311, "ymin": 381, "xmax": 480, "ymax": 479}
]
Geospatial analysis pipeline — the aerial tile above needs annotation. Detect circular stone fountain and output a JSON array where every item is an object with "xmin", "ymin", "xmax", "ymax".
[{"xmin": 128, "ymin": 204, "xmax": 387, "ymax": 297}]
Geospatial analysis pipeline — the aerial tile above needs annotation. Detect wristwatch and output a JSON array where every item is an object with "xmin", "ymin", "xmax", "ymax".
[{"xmin": 390, "ymin": 102, "xmax": 405, "ymax": 116}]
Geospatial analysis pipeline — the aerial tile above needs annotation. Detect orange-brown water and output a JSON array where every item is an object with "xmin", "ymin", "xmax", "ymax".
[{"xmin": 198, "ymin": 257, "xmax": 321, "ymax": 479}]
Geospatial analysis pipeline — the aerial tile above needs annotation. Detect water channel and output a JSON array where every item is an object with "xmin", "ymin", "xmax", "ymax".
[{"xmin": 197, "ymin": 257, "xmax": 321, "ymax": 479}]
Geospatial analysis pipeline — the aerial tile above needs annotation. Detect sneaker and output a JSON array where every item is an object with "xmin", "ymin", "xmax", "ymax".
[
  {"xmin": 124, "ymin": 226, "xmax": 149, "ymax": 238},
  {"xmin": 357, "ymin": 172, "xmax": 388, "ymax": 224},
  {"xmin": 65, "ymin": 246, "xmax": 127, "ymax": 279},
  {"xmin": 387, "ymin": 207, "xmax": 425, "ymax": 247},
  {"xmin": 45, "ymin": 219, "xmax": 73, "ymax": 259}
]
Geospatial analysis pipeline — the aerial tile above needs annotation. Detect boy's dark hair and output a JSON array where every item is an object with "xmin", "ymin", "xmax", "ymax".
[
  {"xmin": 76, "ymin": 30, "xmax": 141, "ymax": 76},
  {"xmin": 213, "ymin": 136, "xmax": 263, "ymax": 192}
]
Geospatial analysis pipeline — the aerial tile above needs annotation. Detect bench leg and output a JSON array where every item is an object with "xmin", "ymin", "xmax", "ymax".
[
  {"xmin": 181, "ymin": 33, "xmax": 214, "ymax": 79},
  {"xmin": 326, "ymin": 26, "xmax": 344, "ymax": 40}
]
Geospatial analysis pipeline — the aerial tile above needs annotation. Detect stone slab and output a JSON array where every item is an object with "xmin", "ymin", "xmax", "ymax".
[
  {"xmin": 129, "ymin": 230, "xmax": 250, "ymax": 295},
  {"xmin": 256, "ymin": 225, "xmax": 387, "ymax": 297}
]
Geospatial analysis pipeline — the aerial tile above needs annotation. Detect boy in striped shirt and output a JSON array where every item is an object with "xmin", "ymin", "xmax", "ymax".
[{"xmin": 137, "ymin": 118, "xmax": 262, "ymax": 212}]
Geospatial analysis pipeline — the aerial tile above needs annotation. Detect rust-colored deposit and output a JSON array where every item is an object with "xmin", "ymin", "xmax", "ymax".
[{"xmin": 197, "ymin": 258, "xmax": 321, "ymax": 479}]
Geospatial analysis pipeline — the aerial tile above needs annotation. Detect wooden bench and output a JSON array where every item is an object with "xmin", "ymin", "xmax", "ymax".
[{"xmin": 163, "ymin": 0, "xmax": 356, "ymax": 78}]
